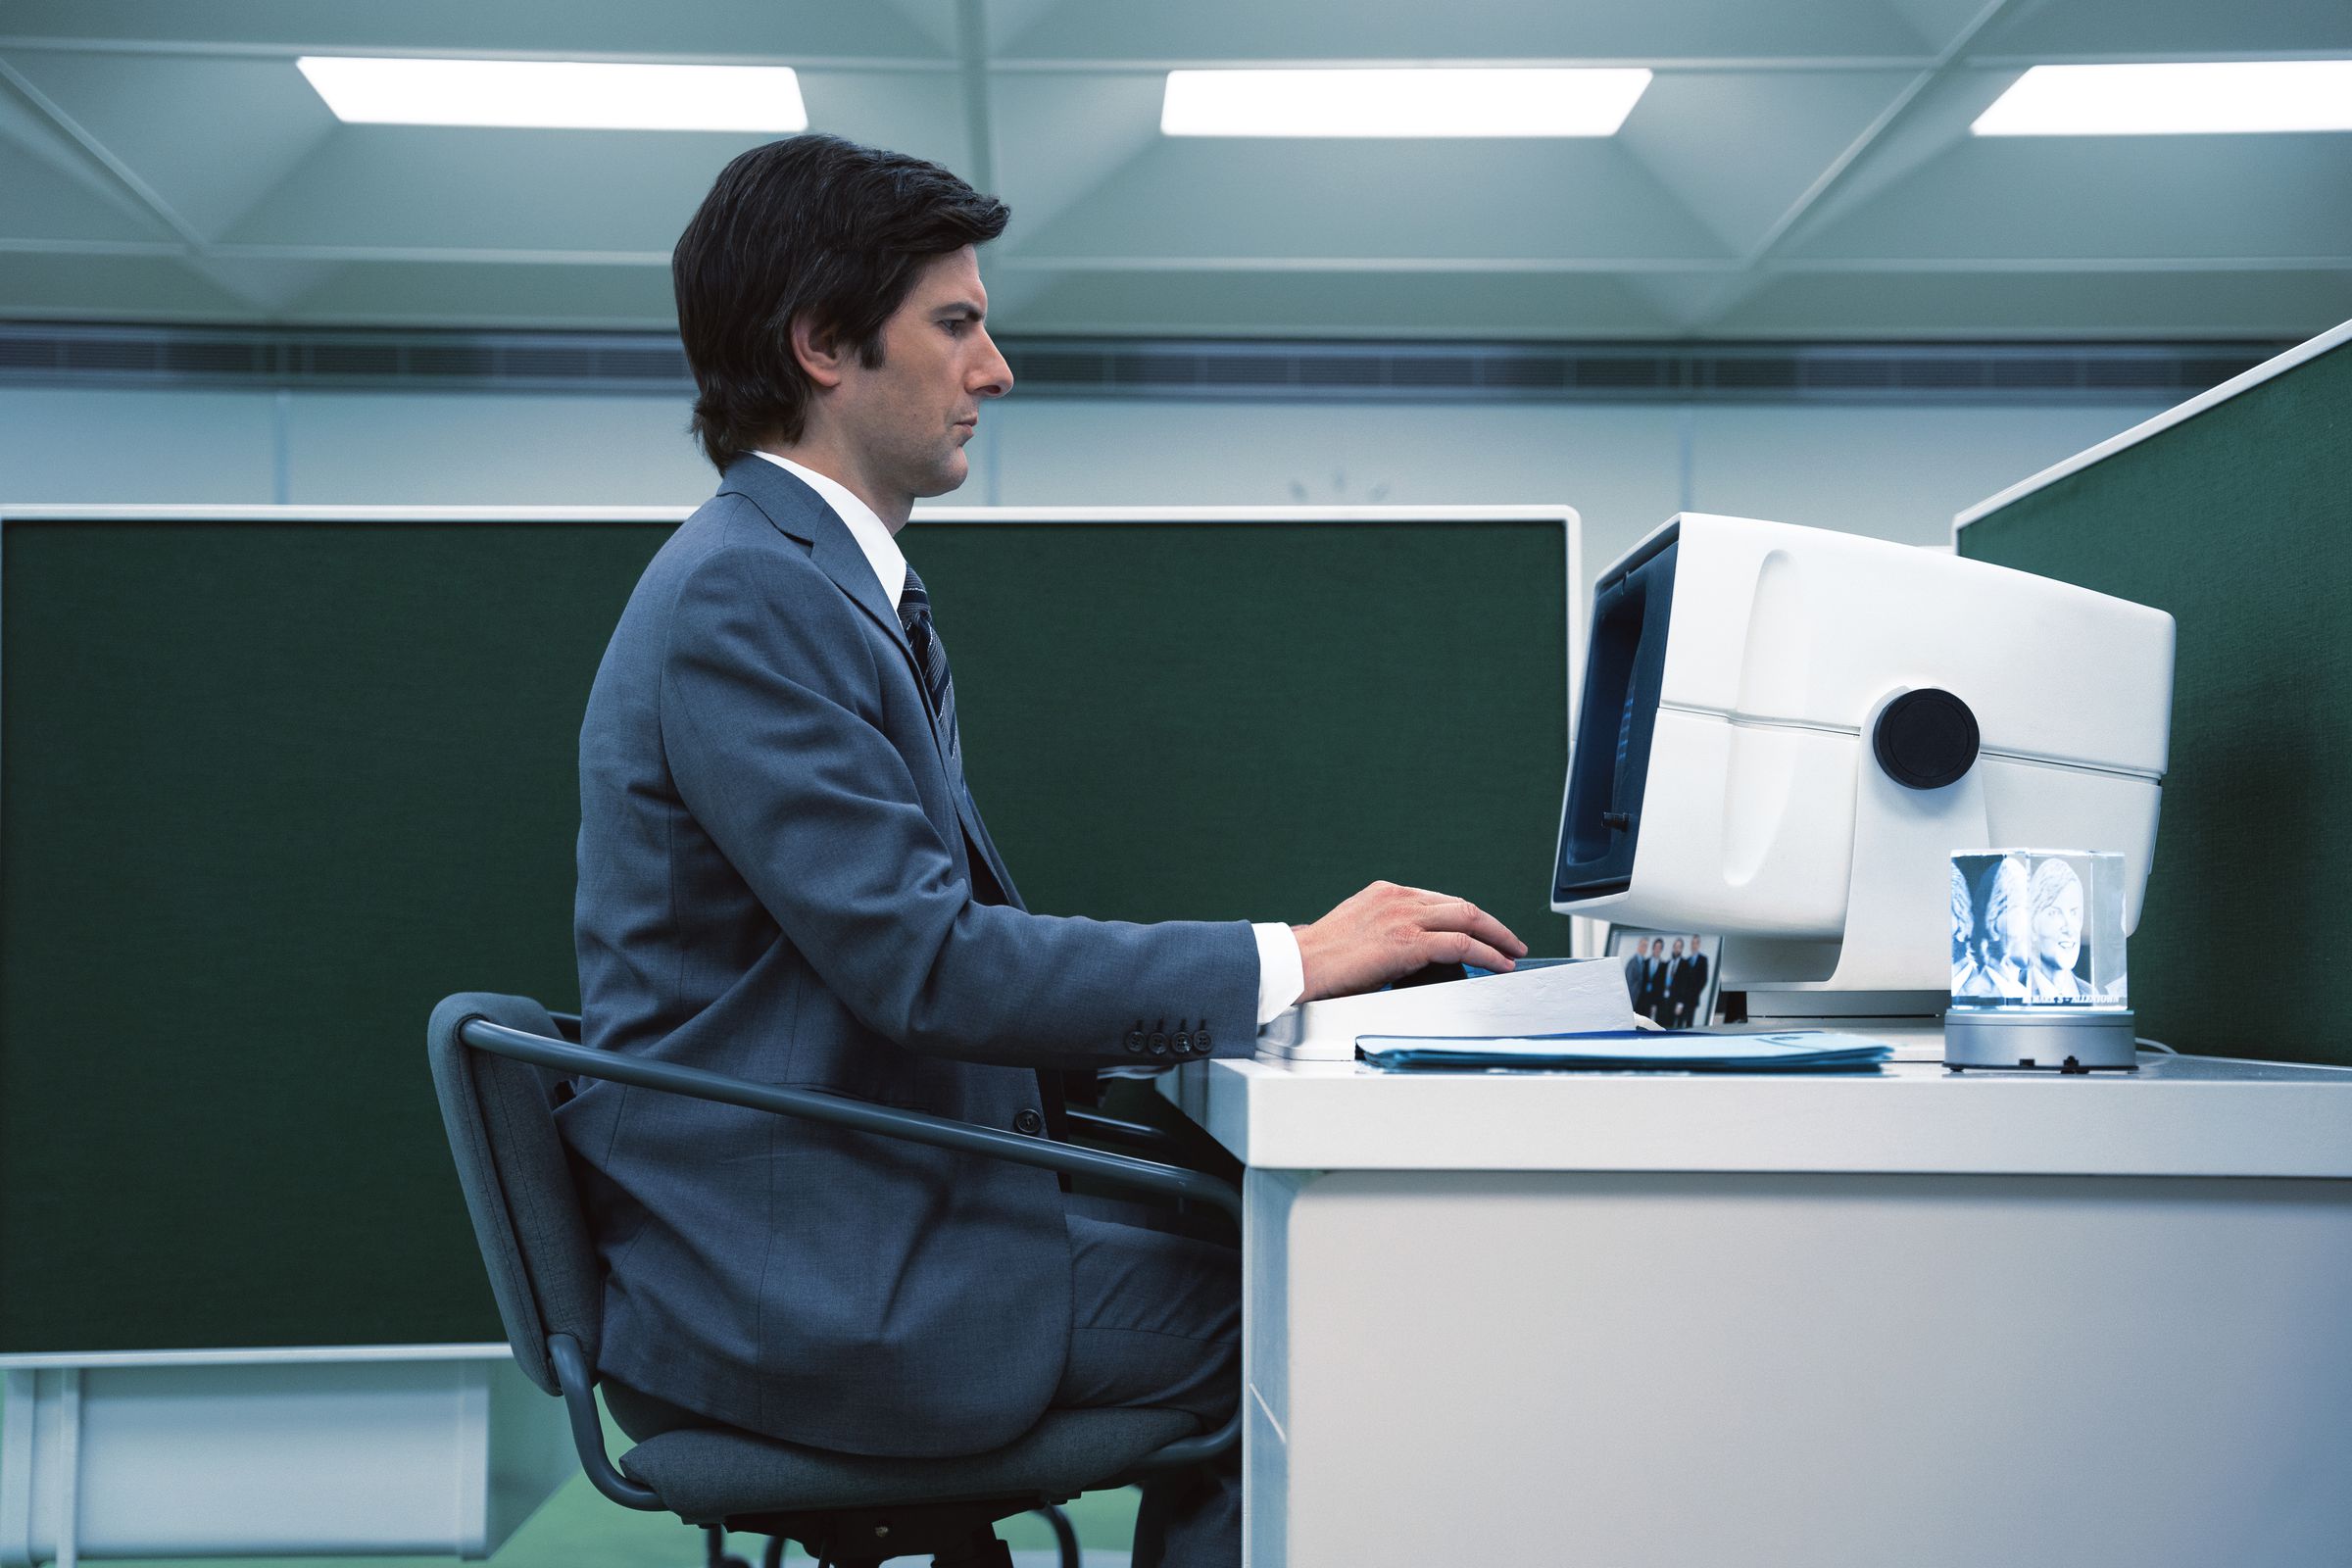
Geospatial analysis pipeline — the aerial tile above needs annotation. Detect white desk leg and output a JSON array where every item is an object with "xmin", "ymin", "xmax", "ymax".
[
  {"xmin": 50, "ymin": 1375, "xmax": 76, "ymax": 1568},
  {"xmin": 0, "ymin": 1371, "xmax": 35, "ymax": 1568},
  {"xmin": 0, "ymin": 1369, "xmax": 82, "ymax": 1568},
  {"xmin": 0, "ymin": 1372, "xmax": 26, "ymax": 1568}
]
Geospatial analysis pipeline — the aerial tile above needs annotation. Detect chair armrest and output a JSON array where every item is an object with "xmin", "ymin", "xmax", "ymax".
[
  {"xmin": 460, "ymin": 1018, "xmax": 1240, "ymax": 1231},
  {"xmin": 1064, "ymin": 1106, "xmax": 1183, "ymax": 1157}
]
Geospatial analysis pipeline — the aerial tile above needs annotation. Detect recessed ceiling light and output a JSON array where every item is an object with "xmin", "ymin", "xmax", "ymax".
[
  {"xmin": 296, "ymin": 57, "xmax": 809, "ymax": 132},
  {"xmin": 1160, "ymin": 68, "xmax": 1652, "ymax": 137},
  {"xmin": 1972, "ymin": 61, "xmax": 2352, "ymax": 136}
]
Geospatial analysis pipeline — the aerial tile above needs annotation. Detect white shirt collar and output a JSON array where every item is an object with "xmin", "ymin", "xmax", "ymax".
[{"xmin": 753, "ymin": 451, "xmax": 908, "ymax": 608}]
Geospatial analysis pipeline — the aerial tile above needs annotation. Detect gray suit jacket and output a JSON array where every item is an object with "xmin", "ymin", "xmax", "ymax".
[{"xmin": 564, "ymin": 455, "xmax": 1258, "ymax": 1456}]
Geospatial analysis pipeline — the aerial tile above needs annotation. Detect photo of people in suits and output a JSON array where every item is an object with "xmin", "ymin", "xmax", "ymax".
[
  {"xmin": 1607, "ymin": 928, "xmax": 1722, "ymax": 1031},
  {"xmin": 1950, "ymin": 851, "xmax": 2119, "ymax": 1004}
]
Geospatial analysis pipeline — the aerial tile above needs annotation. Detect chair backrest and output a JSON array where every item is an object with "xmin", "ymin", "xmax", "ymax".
[{"xmin": 425, "ymin": 992, "xmax": 605, "ymax": 1395}]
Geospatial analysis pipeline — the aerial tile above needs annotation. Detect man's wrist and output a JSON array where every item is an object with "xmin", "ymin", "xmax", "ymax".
[{"xmin": 1252, "ymin": 921, "xmax": 1306, "ymax": 1025}]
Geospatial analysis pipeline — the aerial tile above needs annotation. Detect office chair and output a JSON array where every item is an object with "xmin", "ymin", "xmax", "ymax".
[{"xmin": 426, "ymin": 992, "xmax": 1241, "ymax": 1568}]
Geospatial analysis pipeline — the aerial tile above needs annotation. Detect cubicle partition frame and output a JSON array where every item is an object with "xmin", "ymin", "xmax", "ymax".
[
  {"xmin": 1951, "ymin": 316, "xmax": 2352, "ymax": 540},
  {"xmin": 0, "ymin": 500, "xmax": 1588, "ymax": 1565}
]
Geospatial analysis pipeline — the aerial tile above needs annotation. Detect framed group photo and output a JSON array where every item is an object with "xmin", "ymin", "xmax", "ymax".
[{"xmin": 1606, "ymin": 927, "xmax": 1723, "ymax": 1031}]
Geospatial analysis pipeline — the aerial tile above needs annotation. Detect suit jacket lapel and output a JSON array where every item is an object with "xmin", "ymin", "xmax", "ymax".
[
  {"xmin": 719, "ymin": 456, "xmax": 1022, "ymax": 909},
  {"xmin": 720, "ymin": 456, "xmax": 912, "ymax": 662}
]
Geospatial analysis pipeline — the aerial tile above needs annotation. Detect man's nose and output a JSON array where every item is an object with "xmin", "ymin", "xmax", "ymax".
[{"xmin": 971, "ymin": 329, "xmax": 1012, "ymax": 398}]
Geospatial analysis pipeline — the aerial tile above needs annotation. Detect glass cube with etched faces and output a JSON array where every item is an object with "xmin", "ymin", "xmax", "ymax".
[{"xmin": 1949, "ymin": 850, "xmax": 2128, "ymax": 1009}]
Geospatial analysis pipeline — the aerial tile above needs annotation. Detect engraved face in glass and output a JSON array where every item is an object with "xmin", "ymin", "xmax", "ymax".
[
  {"xmin": 1986, "ymin": 857, "xmax": 2032, "ymax": 970},
  {"xmin": 2029, "ymin": 858, "xmax": 2084, "ymax": 979},
  {"xmin": 1950, "ymin": 864, "xmax": 1976, "ymax": 967}
]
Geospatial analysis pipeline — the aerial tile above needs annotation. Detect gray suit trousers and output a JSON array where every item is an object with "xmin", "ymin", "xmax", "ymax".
[{"xmin": 1055, "ymin": 1196, "xmax": 1241, "ymax": 1568}]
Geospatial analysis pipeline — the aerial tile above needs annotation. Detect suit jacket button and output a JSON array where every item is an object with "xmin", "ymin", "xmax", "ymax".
[
  {"xmin": 1174, "ymin": 1031, "xmax": 1193, "ymax": 1054},
  {"xmin": 1013, "ymin": 1108, "xmax": 1044, "ymax": 1136},
  {"xmin": 1196, "ymin": 1028, "xmax": 1212, "ymax": 1053},
  {"xmin": 1124, "ymin": 1029, "xmax": 1146, "ymax": 1054},
  {"xmin": 1148, "ymin": 1032, "xmax": 1169, "ymax": 1055}
]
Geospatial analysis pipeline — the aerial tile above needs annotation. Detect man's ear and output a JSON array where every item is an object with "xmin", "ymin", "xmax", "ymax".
[{"xmin": 788, "ymin": 313, "xmax": 849, "ymax": 389}]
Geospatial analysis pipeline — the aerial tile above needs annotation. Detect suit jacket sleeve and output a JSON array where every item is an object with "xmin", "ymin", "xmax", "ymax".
[{"xmin": 658, "ymin": 540, "xmax": 1257, "ymax": 1068}]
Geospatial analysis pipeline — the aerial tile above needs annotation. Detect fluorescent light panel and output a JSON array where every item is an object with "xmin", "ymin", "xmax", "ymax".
[
  {"xmin": 1161, "ymin": 68, "xmax": 1651, "ymax": 137},
  {"xmin": 1973, "ymin": 61, "xmax": 2352, "ymax": 135},
  {"xmin": 296, "ymin": 57, "xmax": 808, "ymax": 132}
]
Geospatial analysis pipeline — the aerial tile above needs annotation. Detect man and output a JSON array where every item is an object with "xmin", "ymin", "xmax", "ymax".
[
  {"xmin": 1657, "ymin": 937, "xmax": 1685, "ymax": 1025},
  {"xmin": 1634, "ymin": 936, "xmax": 1668, "ymax": 1021},
  {"xmin": 562, "ymin": 134, "xmax": 1525, "ymax": 1568},
  {"xmin": 1669, "ymin": 937, "xmax": 1710, "ymax": 1029}
]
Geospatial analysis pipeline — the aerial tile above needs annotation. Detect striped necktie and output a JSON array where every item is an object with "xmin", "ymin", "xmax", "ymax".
[{"xmin": 897, "ymin": 564, "xmax": 960, "ymax": 769}]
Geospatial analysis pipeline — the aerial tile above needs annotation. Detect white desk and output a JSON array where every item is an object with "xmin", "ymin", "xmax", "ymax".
[{"xmin": 1171, "ymin": 1051, "xmax": 2352, "ymax": 1568}]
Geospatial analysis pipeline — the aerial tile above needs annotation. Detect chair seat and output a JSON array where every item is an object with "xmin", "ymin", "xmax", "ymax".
[{"xmin": 618, "ymin": 1405, "xmax": 1199, "ymax": 1524}]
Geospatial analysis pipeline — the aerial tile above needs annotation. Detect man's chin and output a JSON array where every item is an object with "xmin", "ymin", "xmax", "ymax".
[{"xmin": 912, "ymin": 452, "xmax": 971, "ymax": 499}]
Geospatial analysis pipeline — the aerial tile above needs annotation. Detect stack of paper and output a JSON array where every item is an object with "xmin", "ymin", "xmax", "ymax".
[
  {"xmin": 1356, "ymin": 1030, "xmax": 1893, "ymax": 1072},
  {"xmin": 1258, "ymin": 957, "xmax": 1643, "ymax": 1062}
]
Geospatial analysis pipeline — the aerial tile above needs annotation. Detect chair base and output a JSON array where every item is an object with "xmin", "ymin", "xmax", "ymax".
[{"xmin": 728, "ymin": 1495, "xmax": 1067, "ymax": 1567}]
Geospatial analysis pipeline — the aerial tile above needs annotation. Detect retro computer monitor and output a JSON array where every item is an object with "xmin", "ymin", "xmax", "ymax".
[{"xmin": 1551, "ymin": 514, "xmax": 2175, "ymax": 1015}]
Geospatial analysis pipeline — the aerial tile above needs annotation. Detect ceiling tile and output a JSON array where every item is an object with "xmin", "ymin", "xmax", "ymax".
[
  {"xmin": 984, "ymin": 0, "xmax": 1067, "ymax": 56},
  {"xmin": 988, "ymin": 73, "xmax": 1164, "ymax": 242},
  {"xmin": 278, "ymin": 257, "xmax": 679, "ymax": 327},
  {"xmin": 865, "ymin": 0, "xmax": 961, "ymax": 59},
  {"xmin": 0, "ymin": 0, "xmax": 954, "ymax": 63},
  {"xmin": 1881, "ymin": 0, "xmax": 2010, "ymax": 54},
  {"xmin": 7, "ymin": 50, "xmax": 336, "ymax": 240},
  {"xmin": 800, "ymin": 68, "xmax": 973, "ymax": 177},
  {"xmin": 0, "ymin": 248, "xmax": 248, "ymax": 316},
  {"xmin": 1012, "ymin": 139, "xmax": 1735, "ymax": 262},
  {"xmin": 218, "ymin": 126, "xmax": 773, "ymax": 254},
  {"xmin": 1714, "ymin": 266, "xmax": 2352, "ymax": 336},
  {"xmin": 995, "ymin": 0, "xmax": 1937, "ymax": 62},
  {"xmin": 0, "ymin": 131, "xmax": 175, "ymax": 242},
  {"xmin": 1967, "ymin": 0, "xmax": 2352, "ymax": 60},
  {"xmin": 1782, "ymin": 128, "xmax": 2352, "ymax": 261},
  {"xmin": 993, "ymin": 268, "xmax": 1688, "ymax": 337},
  {"xmin": 185, "ymin": 253, "xmax": 340, "ymax": 314},
  {"xmin": 1617, "ymin": 70, "xmax": 1919, "ymax": 254},
  {"xmin": 1616, "ymin": 271, "xmax": 1757, "ymax": 331},
  {"xmin": 1764, "ymin": 68, "xmax": 2011, "ymax": 249}
]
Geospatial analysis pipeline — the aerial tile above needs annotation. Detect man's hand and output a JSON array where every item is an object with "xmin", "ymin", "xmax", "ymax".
[{"xmin": 1291, "ymin": 881, "xmax": 1529, "ymax": 1004}]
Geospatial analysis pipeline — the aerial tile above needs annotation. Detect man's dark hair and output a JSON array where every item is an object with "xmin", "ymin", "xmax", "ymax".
[{"xmin": 673, "ymin": 134, "xmax": 1010, "ymax": 470}]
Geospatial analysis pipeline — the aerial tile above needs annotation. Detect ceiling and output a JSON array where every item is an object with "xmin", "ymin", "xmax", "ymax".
[{"xmin": 1, "ymin": 0, "xmax": 2347, "ymax": 340}]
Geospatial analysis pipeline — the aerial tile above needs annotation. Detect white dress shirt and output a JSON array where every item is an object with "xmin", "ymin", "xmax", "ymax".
[{"xmin": 754, "ymin": 451, "xmax": 1304, "ymax": 1026}]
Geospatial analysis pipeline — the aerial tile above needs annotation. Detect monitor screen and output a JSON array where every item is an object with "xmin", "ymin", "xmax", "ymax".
[{"xmin": 1555, "ymin": 525, "xmax": 1678, "ymax": 904}]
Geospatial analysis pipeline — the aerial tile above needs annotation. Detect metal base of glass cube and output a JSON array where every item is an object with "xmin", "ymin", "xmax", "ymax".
[{"xmin": 1943, "ymin": 1007, "xmax": 2138, "ymax": 1072}]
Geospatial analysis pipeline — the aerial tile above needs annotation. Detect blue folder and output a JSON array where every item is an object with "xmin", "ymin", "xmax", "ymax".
[{"xmin": 1356, "ymin": 1029, "xmax": 1893, "ymax": 1073}]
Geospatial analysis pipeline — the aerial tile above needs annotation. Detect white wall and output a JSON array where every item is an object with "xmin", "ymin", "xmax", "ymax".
[{"xmin": 0, "ymin": 385, "xmax": 2163, "ymax": 591}]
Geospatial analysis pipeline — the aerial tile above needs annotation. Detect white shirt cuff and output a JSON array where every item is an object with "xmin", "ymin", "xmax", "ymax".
[{"xmin": 1250, "ymin": 922, "xmax": 1306, "ymax": 1028}]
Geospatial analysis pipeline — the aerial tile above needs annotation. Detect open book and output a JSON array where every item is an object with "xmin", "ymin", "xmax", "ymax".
[{"xmin": 1255, "ymin": 957, "xmax": 1643, "ymax": 1061}]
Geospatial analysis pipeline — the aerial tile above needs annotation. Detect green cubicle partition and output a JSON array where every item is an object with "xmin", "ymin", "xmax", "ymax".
[
  {"xmin": 0, "ymin": 505, "xmax": 1577, "ymax": 1353},
  {"xmin": 1955, "ymin": 324, "xmax": 2350, "ymax": 1067}
]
